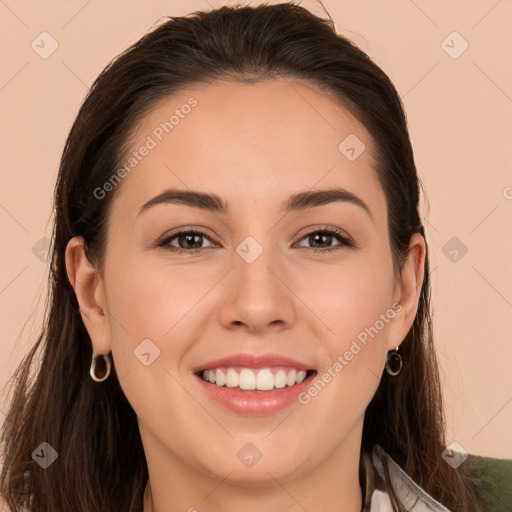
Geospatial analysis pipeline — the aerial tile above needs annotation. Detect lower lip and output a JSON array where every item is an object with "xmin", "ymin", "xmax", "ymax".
[{"xmin": 195, "ymin": 371, "xmax": 316, "ymax": 416}]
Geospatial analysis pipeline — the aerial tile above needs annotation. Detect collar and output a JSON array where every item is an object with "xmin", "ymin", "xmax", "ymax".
[{"xmin": 368, "ymin": 444, "xmax": 452, "ymax": 511}]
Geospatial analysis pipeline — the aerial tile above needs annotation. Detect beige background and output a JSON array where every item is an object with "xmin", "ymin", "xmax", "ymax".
[{"xmin": 0, "ymin": 0, "xmax": 511, "ymax": 459}]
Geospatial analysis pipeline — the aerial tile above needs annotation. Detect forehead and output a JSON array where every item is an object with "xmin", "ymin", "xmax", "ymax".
[{"xmin": 111, "ymin": 78, "xmax": 386, "ymax": 223}]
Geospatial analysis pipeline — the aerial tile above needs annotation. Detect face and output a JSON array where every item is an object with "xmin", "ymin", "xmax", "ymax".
[{"xmin": 69, "ymin": 78, "xmax": 423, "ymax": 487}]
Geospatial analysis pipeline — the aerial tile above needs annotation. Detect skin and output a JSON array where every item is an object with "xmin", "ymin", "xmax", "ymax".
[{"xmin": 66, "ymin": 78, "xmax": 425, "ymax": 512}]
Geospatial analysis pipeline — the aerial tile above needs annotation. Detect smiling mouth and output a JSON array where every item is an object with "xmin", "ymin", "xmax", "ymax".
[{"xmin": 195, "ymin": 366, "xmax": 317, "ymax": 392}]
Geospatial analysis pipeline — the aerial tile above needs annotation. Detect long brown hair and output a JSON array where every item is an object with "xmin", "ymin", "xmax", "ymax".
[{"xmin": 1, "ymin": 3, "xmax": 481, "ymax": 511}]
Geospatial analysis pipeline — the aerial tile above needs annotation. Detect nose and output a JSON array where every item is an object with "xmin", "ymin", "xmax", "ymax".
[{"xmin": 218, "ymin": 241, "xmax": 297, "ymax": 333}]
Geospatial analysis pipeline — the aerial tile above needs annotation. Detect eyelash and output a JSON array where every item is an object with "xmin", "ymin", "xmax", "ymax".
[{"xmin": 156, "ymin": 226, "xmax": 354, "ymax": 254}]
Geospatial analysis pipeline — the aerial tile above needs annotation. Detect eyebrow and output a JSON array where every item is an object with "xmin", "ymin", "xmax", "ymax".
[{"xmin": 138, "ymin": 187, "xmax": 373, "ymax": 222}]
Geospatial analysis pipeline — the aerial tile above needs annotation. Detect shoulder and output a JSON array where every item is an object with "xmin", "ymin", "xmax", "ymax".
[
  {"xmin": 463, "ymin": 451, "xmax": 512, "ymax": 512},
  {"xmin": 367, "ymin": 444, "xmax": 512, "ymax": 512}
]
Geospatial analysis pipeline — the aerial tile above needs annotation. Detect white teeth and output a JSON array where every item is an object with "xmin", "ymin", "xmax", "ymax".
[
  {"xmin": 296, "ymin": 370, "xmax": 307, "ymax": 384},
  {"xmin": 274, "ymin": 370, "xmax": 287, "ymax": 388},
  {"xmin": 239, "ymin": 368, "xmax": 256, "ymax": 390},
  {"xmin": 200, "ymin": 366, "xmax": 310, "ymax": 391},
  {"xmin": 215, "ymin": 368, "xmax": 226, "ymax": 386},
  {"xmin": 256, "ymin": 368, "xmax": 274, "ymax": 390},
  {"xmin": 286, "ymin": 369, "xmax": 296, "ymax": 387},
  {"xmin": 225, "ymin": 368, "xmax": 239, "ymax": 388}
]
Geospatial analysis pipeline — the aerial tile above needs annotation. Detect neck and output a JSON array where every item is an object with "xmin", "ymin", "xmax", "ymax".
[
  {"xmin": 144, "ymin": 477, "xmax": 363, "ymax": 512},
  {"xmin": 142, "ymin": 421, "xmax": 365, "ymax": 512}
]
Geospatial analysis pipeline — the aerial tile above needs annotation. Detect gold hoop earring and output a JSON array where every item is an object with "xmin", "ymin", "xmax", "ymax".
[{"xmin": 90, "ymin": 353, "xmax": 111, "ymax": 382}]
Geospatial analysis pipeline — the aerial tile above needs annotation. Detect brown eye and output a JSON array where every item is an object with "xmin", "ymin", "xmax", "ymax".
[
  {"xmin": 175, "ymin": 233, "xmax": 205, "ymax": 249},
  {"xmin": 159, "ymin": 229, "xmax": 216, "ymax": 253},
  {"xmin": 296, "ymin": 228, "xmax": 352, "ymax": 252}
]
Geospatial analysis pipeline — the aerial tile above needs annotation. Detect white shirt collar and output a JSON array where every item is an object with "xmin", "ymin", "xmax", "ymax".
[{"xmin": 368, "ymin": 444, "xmax": 452, "ymax": 511}]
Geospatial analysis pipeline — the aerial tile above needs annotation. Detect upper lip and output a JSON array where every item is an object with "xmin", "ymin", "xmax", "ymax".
[{"xmin": 193, "ymin": 352, "xmax": 315, "ymax": 373}]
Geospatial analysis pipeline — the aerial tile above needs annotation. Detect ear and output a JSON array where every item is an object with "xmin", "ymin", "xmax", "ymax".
[
  {"xmin": 387, "ymin": 232, "xmax": 426, "ymax": 351},
  {"xmin": 65, "ymin": 236, "xmax": 111, "ymax": 355}
]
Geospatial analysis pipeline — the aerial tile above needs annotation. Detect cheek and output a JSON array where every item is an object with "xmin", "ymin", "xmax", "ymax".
[
  {"xmin": 103, "ymin": 260, "xmax": 209, "ymax": 426},
  {"xmin": 311, "ymin": 248, "xmax": 395, "ymax": 394},
  {"xmin": 103, "ymin": 255, "xmax": 222, "ymax": 382},
  {"xmin": 105, "ymin": 257, "xmax": 213, "ymax": 336},
  {"xmin": 309, "ymin": 249, "xmax": 396, "ymax": 349},
  {"xmin": 287, "ymin": 253, "xmax": 397, "ymax": 460}
]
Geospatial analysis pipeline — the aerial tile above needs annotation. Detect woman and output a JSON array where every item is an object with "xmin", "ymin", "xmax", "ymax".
[{"xmin": 0, "ymin": 3, "xmax": 482, "ymax": 511}]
